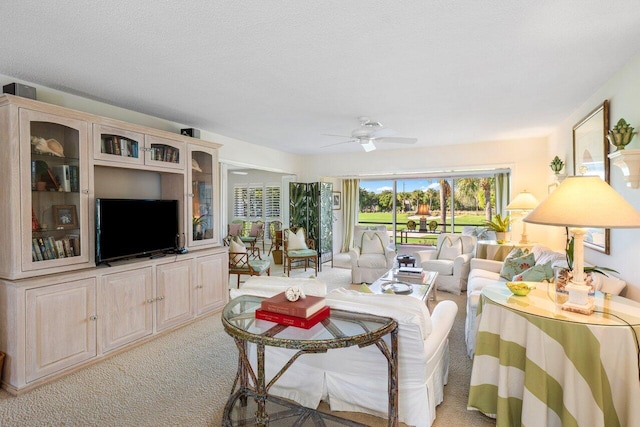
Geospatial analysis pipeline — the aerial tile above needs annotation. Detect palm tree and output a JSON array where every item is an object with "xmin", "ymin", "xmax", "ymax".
[
  {"xmin": 456, "ymin": 178, "xmax": 480, "ymax": 213},
  {"xmin": 439, "ymin": 179, "xmax": 451, "ymax": 232},
  {"xmin": 480, "ymin": 178, "xmax": 493, "ymax": 221}
]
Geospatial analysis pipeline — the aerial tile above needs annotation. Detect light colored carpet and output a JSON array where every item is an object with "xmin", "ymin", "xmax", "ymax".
[{"xmin": 0, "ymin": 253, "xmax": 494, "ymax": 426}]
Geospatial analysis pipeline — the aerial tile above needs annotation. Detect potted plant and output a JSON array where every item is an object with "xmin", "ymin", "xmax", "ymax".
[
  {"xmin": 483, "ymin": 213, "xmax": 512, "ymax": 243},
  {"xmin": 556, "ymin": 236, "xmax": 618, "ymax": 291}
]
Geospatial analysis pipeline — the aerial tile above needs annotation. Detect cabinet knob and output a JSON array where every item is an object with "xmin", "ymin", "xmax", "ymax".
[
  {"xmin": 82, "ymin": 189, "xmax": 89, "ymax": 194},
  {"xmin": 196, "ymin": 285, "xmax": 203, "ymax": 289},
  {"xmin": 187, "ymin": 193, "xmax": 194, "ymax": 197},
  {"xmin": 156, "ymin": 295, "xmax": 165, "ymax": 301},
  {"xmin": 146, "ymin": 298, "xmax": 154, "ymax": 304},
  {"xmin": 89, "ymin": 315, "xmax": 98, "ymax": 321}
]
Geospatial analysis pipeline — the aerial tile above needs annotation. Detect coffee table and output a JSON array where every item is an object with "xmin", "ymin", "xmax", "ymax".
[{"xmin": 367, "ymin": 268, "xmax": 438, "ymax": 303}]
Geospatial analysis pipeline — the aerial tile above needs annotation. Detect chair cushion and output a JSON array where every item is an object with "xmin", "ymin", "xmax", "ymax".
[
  {"xmin": 422, "ymin": 259, "xmax": 454, "ymax": 275},
  {"xmin": 287, "ymin": 248, "xmax": 317, "ymax": 257},
  {"xmin": 360, "ymin": 232, "xmax": 384, "ymax": 254},
  {"xmin": 248, "ymin": 259, "xmax": 271, "ymax": 273},
  {"xmin": 500, "ymin": 252, "xmax": 535, "ymax": 280},
  {"xmin": 356, "ymin": 253, "xmax": 388, "ymax": 268},
  {"xmin": 287, "ymin": 228, "xmax": 308, "ymax": 250},
  {"xmin": 437, "ymin": 235, "xmax": 462, "ymax": 261}
]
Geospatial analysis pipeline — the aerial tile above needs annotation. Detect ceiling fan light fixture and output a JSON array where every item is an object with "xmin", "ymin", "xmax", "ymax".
[{"xmin": 361, "ymin": 140, "xmax": 376, "ymax": 152}]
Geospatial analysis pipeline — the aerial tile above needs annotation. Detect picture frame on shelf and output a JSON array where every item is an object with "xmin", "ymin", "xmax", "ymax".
[
  {"xmin": 332, "ymin": 191, "xmax": 341, "ymax": 210},
  {"xmin": 572, "ymin": 99, "xmax": 610, "ymax": 254},
  {"xmin": 52, "ymin": 205, "xmax": 78, "ymax": 230}
]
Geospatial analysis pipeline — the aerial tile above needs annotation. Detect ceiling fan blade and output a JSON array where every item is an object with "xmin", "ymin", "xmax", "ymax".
[
  {"xmin": 368, "ymin": 128, "xmax": 397, "ymax": 138},
  {"xmin": 375, "ymin": 137, "xmax": 418, "ymax": 144},
  {"xmin": 361, "ymin": 140, "xmax": 376, "ymax": 152},
  {"xmin": 321, "ymin": 139, "xmax": 356, "ymax": 148},
  {"xmin": 322, "ymin": 133, "xmax": 352, "ymax": 138}
]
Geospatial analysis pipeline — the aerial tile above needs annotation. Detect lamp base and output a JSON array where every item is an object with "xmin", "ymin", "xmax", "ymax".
[
  {"xmin": 561, "ymin": 282, "xmax": 594, "ymax": 315},
  {"xmin": 419, "ymin": 217, "xmax": 427, "ymax": 232}
]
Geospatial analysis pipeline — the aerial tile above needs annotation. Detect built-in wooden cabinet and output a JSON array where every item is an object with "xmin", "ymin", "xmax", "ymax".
[
  {"xmin": 25, "ymin": 278, "xmax": 97, "ymax": 383},
  {"xmin": 0, "ymin": 94, "xmax": 228, "ymax": 395},
  {"xmin": 101, "ymin": 267, "xmax": 154, "ymax": 353},
  {"xmin": 195, "ymin": 252, "xmax": 228, "ymax": 315},
  {"xmin": 156, "ymin": 260, "xmax": 194, "ymax": 331}
]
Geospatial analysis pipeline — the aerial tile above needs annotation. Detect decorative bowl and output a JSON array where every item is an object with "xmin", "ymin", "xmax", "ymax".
[{"xmin": 506, "ymin": 282, "xmax": 535, "ymax": 296}]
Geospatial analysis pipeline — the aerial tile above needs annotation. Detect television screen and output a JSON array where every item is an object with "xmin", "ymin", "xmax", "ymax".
[{"xmin": 96, "ymin": 198, "xmax": 179, "ymax": 264}]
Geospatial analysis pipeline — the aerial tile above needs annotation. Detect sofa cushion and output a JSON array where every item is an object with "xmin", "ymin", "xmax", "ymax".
[
  {"xmin": 360, "ymin": 232, "xmax": 385, "ymax": 254},
  {"xmin": 357, "ymin": 253, "xmax": 388, "ymax": 268},
  {"xmin": 327, "ymin": 288, "xmax": 433, "ymax": 339},
  {"xmin": 437, "ymin": 235, "xmax": 463, "ymax": 261},
  {"xmin": 422, "ymin": 259, "xmax": 455, "ymax": 276},
  {"xmin": 512, "ymin": 262, "xmax": 554, "ymax": 282},
  {"xmin": 230, "ymin": 276, "xmax": 327, "ymax": 299},
  {"xmin": 500, "ymin": 252, "xmax": 535, "ymax": 280},
  {"xmin": 531, "ymin": 245, "xmax": 565, "ymax": 266}
]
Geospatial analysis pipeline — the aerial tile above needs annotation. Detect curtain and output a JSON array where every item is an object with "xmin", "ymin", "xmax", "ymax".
[
  {"xmin": 495, "ymin": 173, "xmax": 510, "ymax": 215},
  {"xmin": 341, "ymin": 179, "xmax": 359, "ymax": 252}
]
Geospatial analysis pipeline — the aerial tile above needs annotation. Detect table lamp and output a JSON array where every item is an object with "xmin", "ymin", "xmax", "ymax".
[
  {"xmin": 506, "ymin": 190, "xmax": 539, "ymax": 244},
  {"xmin": 524, "ymin": 176, "xmax": 640, "ymax": 313},
  {"xmin": 416, "ymin": 204, "xmax": 430, "ymax": 232}
]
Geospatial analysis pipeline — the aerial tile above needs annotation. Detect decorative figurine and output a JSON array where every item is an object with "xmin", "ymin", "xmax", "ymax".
[
  {"xmin": 285, "ymin": 286, "xmax": 306, "ymax": 302},
  {"xmin": 549, "ymin": 156, "xmax": 564, "ymax": 174},
  {"xmin": 607, "ymin": 118, "xmax": 636, "ymax": 151},
  {"xmin": 31, "ymin": 136, "xmax": 64, "ymax": 157}
]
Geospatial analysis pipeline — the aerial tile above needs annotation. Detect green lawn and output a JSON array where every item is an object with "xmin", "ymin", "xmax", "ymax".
[{"xmin": 357, "ymin": 212, "xmax": 487, "ymax": 246}]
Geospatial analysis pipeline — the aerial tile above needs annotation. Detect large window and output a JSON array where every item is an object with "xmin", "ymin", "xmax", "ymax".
[{"xmin": 358, "ymin": 174, "xmax": 506, "ymax": 245}]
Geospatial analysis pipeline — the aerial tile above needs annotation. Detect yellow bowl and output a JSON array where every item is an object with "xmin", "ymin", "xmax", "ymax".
[{"xmin": 506, "ymin": 282, "xmax": 535, "ymax": 296}]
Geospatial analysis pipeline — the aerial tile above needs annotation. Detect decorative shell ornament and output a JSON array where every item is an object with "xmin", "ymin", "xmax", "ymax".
[
  {"xmin": 285, "ymin": 286, "xmax": 306, "ymax": 302},
  {"xmin": 607, "ymin": 118, "xmax": 636, "ymax": 151},
  {"xmin": 191, "ymin": 158, "xmax": 202, "ymax": 172},
  {"xmin": 549, "ymin": 156, "xmax": 564, "ymax": 174},
  {"xmin": 31, "ymin": 136, "xmax": 65, "ymax": 157}
]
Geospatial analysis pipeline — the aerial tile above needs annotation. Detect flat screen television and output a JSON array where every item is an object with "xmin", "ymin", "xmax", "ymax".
[{"xmin": 96, "ymin": 198, "xmax": 179, "ymax": 264}]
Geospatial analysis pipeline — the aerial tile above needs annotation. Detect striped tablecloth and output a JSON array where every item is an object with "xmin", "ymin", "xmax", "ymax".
[{"xmin": 468, "ymin": 283, "xmax": 640, "ymax": 427}]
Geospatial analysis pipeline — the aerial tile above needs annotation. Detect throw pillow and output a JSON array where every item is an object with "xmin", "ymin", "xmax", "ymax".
[
  {"xmin": 229, "ymin": 238, "xmax": 247, "ymax": 267},
  {"xmin": 249, "ymin": 222, "xmax": 263, "ymax": 237},
  {"xmin": 512, "ymin": 261, "xmax": 554, "ymax": 282},
  {"xmin": 360, "ymin": 232, "xmax": 384, "ymax": 254},
  {"xmin": 229, "ymin": 238, "xmax": 246, "ymax": 254},
  {"xmin": 359, "ymin": 283, "xmax": 373, "ymax": 293},
  {"xmin": 228, "ymin": 222, "xmax": 243, "ymax": 236},
  {"xmin": 437, "ymin": 236, "xmax": 463, "ymax": 261},
  {"xmin": 500, "ymin": 252, "xmax": 535, "ymax": 280},
  {"xmin": 287, "ymin": 228, "xmax": 308, "ymax": 250}
]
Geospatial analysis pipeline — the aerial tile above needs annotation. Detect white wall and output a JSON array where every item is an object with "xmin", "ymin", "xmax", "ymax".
[
  {"xmin": 548, "ymin": 53, "xmax": 640, "ymax": 301},
  {"xmin": 300, "ymin": 136, "xmax": 554, "ymax": 249}
]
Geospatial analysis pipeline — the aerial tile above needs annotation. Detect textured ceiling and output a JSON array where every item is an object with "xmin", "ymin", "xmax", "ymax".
[{"xmin": 2, "ymin": 1, "xmax": 640, "ymax": 155}]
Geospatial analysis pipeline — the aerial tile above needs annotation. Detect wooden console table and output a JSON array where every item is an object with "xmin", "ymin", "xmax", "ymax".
[{"xmin": 221, "ymin": 295, "xmax": 399, "ymax": 426}]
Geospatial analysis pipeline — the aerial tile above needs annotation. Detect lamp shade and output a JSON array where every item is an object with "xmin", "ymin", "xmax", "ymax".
[
  {"xmin": 524, "ymin": 176, "xmax": 640, "ymax": 228},
  {"xmin": 416, "ymin": 204, "xmax": 430, "ymax": 216},
  {"xmin": 506, "ymin": 190, "xmax": 539, "ymax": 211}
]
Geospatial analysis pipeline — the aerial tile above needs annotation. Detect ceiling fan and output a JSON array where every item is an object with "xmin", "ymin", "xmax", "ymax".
[{"xmin": 323, "ymin": 116, "xmax": 418, "ymax": 152}]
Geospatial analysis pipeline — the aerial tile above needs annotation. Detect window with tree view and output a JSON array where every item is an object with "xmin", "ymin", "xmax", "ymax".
[{"xmin": 358, "ymin": 174, "xmax": 505, "ymax": 246}]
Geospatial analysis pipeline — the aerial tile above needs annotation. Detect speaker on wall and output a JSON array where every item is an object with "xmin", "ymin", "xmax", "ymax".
[{"xmin": 180, "ymin": 128, "xmax": 200, "ymax": 138}]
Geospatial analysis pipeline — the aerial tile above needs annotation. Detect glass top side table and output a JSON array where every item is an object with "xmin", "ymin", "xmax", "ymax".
[{"xmin": 221, "ymin": 295, "xmax": 399, "ymax": 427}]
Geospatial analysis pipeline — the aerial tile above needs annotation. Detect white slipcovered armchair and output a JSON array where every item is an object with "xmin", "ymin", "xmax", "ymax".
[
  {"xmin": 414, "ymin": 233, "xmax": 477, "ymax": 295},
  {"xmin": 349, "ymin": 225, "xmax": 396, "ymax": 284}
]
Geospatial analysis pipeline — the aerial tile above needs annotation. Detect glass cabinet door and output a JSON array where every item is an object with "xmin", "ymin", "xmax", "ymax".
[
  {"xmin": 93, "ymin": 123, "xmax": 144, "ymax": 166},
  {"xmin": 21, "ymin": 109, "xmax": 89, "ymax": 271},
  {"xmin": 144, "ymin": 135, "xmax": 185, "ymax": 170},
  {"xmin": 188, "ymin": 145, "xmax": 217, "ymax": 247}
]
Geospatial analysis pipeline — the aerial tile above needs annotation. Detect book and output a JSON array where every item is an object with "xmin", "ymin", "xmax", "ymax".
[
  {"xmin": 32, "ymin": 239, "xmax": 43, "ymax": 261},
  {"xmin": 255, "ymin": 306, "xmax": 330, "ymax": 329},
  {"xmin": 398, "ymin": 267, "xmax": 423, "ymax": 275},
  {"xmin": 260, "ymin": 292, "xmax": 326, "ymax": 318},
  {"xmin": 52, "ymin": 165, "xmax": 71, "ymax": 192}
]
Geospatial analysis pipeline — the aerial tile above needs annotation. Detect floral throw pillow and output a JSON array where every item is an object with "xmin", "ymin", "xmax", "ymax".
[
  {"xmin": 500, "ymin": 252, "xmax": 535, "ymax": 281},
  {"xmin": 512, "ymin": 261, "xmax": 555, "ymax": 282}
]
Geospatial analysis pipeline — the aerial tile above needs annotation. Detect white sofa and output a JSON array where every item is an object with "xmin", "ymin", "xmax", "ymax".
[
  {"xmin": 231, "ymin": 276, "xmax": 458, "ymax": 427},
  {"xmin": 464, "ymin": 245, "xmax": 627, "ymax": 358}
]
